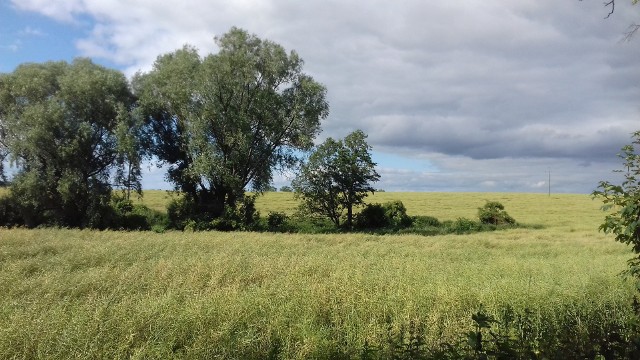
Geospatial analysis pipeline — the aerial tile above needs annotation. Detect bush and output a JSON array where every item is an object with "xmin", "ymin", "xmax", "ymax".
[
  {"xmin": 212, "ymin": 195, "xmax": 260, "ymax": 231},
  {"xmin": 168, "ymin": 194, "xmax": 260, "ymax": 232},
  {"xmin": 195, "ymin": 196, "xmax": 259, "ymax": 231},
  {"xmin": 0, "ymin": 195, "xmax": 22, "ymax": 227},
  {"xmin": 111, "ymin": 197, "xmax": 168, "ymax": 231},
  {"xmin": 478, "ymin": 201, "xmax": 516, "ymax": 225},
  {"xmin": 166, "ymin": 196, "xmax": 201, "ymax": 230},
  {"xmin": 210, "ymin": 205, "xmax": 242, "ymax": 231},
  {"xmin": 383, "ymin": 200, "xmax": 413, "ymax": 228},
  {"xmin": 288, "ymin": 209, "xmax": 339, "ymax": 234},
  {"xmin": 449, "ymin": 217, "xmax": 482, "ymax": 234},
  {"xmin": 355, "ymin": 203, "xmax": 388, "ymax": 229},
  {"xmin": 413, "ymin": 215, "xmax": 441, "ymax": 227},
  {"xmin": 267, "ymin": 211, "xmax": 288, "ymax": 230},
  {"xmin": 355, "ymin": 200, "xmax": 412, "ymax": 230}
]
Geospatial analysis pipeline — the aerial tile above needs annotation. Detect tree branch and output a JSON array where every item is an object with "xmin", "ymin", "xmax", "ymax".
[
  {"xmin": 579, "ymin": 0, "xmax": 615, "ymax": 18},
  {"xmin": 623, "ymin": 23, "xmax": 640, "ymax": 41},
  {"xmin": 604, "ymin": 0, "xmax": 615, "ymax": 18}
]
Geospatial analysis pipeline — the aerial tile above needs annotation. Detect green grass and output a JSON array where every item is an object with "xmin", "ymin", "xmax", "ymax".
[{"xmin": 0, "ymin": 192, "xmax": 636, "ymax": 358}]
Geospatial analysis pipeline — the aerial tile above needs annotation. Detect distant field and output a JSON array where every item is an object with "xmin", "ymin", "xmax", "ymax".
[
  {"xmin": 0, "ymin": 191, "xmax": 636, "ymax": 358},
  {"xmin": 140, "ymin": 190, "xmax": 603, "ymax": 227}
]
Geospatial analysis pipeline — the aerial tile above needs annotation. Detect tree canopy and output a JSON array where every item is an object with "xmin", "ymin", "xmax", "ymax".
[
  {"xmin": 0, "ymin": 58, "xmax": 137, "ymax": 227},
  {"xmin": 293, "ymin": 129, "xmax": 380, "ymax": 229},
  {"xmin": 134, "ymin": 27, "xmax": 329, "ymax": 218}
]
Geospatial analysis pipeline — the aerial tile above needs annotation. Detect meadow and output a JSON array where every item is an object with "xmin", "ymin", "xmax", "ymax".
[{"xmin": 0, "ymin": 192, "xmax": 636, "ymax": 358}]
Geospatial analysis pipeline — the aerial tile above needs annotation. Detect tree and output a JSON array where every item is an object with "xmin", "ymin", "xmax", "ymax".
[
  {"xmin": 279, "ymin": 185, "xmax": 293, "ymax": 192},
  {"xmin": 292, "ymin": 129, "xmax": 380, "ymax": 229},
  {"xmin": 592, "ymin": 131, "xmax": 640, "ymax": 281},
  {"xmin": 623, "ymin": 0, "xmax": 640, "ymax": 40},
  {"xmin": 477, "ymin": 201, "xmax": 515, "ymax": 225},
  {"xmin": 133, "ymin": 27, "xmax": 328, "ymax": 219},
  {"xmin": 581, "ymin": 0, "xmax": 640, "ymax": 40},
  {"xmin": 0, "ymin": 59, "xmax": 137, "ymax": 227}
]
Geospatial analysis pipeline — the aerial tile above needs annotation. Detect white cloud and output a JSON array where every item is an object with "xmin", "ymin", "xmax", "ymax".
[
  {"xmin": 20, "ymin": 26, "xmax": 46, "ymax": 37},
  {"xmin": 9, "ymin": 0, "xmax": 640, "ymax": 192},
  {"xmin": 6, "ymin": 40, "xmax": 21, "ymax": 52},
  {"xmin": 11, "ymin": 0, "xmax": 85, "ymax": 23}
]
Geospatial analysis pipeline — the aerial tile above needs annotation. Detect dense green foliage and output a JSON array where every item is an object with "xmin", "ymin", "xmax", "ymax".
[
  {"xmin": 0, "ymin": 59, "xmax": 140, "ymax": 228},
  {"xmin": 166, "ymin": 194, "xmax": 259, "ymax": 231},
  {"xmin": 0, "ymin": 27, "xmax": 331, "ymax": 230},
  {"xmin": 293, "ymin": 130, "xmax": 380, "ymax": 229},
  {"xmin": 110, "ymin": 196, "xmax": 168, "ymax": 232},
  {"xmin": 593, "ymin": 131, "xmax": 640, "ymax": 283},
  {"xmin": 121, "ymin": 190, "xmax": 523, "ymax": 235},
  {"xmin": 133, "ymin": 27, "xmax": 328, "ymax": 221},
  {"xmin": 266, "ymin": 211, "xmax": 288, "ymax": 230},
  {"xmin": 355, "ymin": 200, "xmax": 413, "ymax": 230},
  {"xmin": 478, "ymin": 201, "xmax": 516, "ymax": 225}
]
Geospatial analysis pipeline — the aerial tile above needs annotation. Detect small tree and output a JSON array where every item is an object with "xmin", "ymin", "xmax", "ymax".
[
  {"xmin": 478, "ymin": 201, "xmax": 515, "ymax": 225},
  {"xmin": 593, "ymin": 131, "xmax": 640, "ymax": 280},
  {"xmin": 293, "ymin": 129, "xmax": 380, "ymax": 229}
]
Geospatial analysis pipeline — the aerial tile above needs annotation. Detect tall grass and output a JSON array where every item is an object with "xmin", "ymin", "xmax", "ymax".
[{"xmin": 0, "ymin": 192, "xmax": 636, "ymax": 358}]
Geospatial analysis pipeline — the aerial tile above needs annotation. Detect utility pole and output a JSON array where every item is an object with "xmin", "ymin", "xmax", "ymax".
[{"xmin": 548, "ymin": 169, "xmax": 551, "ymax": 197}]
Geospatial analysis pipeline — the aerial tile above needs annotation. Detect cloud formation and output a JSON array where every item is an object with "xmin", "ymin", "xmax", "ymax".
[{"xmin": 9, "ymin": 0, "xmax": 640, "ymax": 192}]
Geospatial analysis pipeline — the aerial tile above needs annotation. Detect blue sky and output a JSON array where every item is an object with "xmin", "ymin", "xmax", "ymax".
[
  {"xmin": 2, "ymin": 3, "xmax": 75, "ymax": 70},
  {"xmin": 1, "ymin": 0, "xmax": 638, "ymax": 193}
]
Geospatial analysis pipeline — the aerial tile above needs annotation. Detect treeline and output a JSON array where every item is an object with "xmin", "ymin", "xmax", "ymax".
[
  {"xmin": 0, "ymin": 27, "xmax": 330, "ymax": 229},
  {"xmin": 0, "ymin": 27, "xmax": 520, "ymax": 233}
]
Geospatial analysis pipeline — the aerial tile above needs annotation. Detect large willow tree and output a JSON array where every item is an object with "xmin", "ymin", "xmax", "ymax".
[
  {"xmin": 134, "ymin": 27, "xmax": 329, "ymax": 216},
  {"xmin": 0, "ymin": 59, "xmax": 137, "ymax": 227}
]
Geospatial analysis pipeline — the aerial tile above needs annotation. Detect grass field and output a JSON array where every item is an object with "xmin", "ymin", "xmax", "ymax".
[{"xmin": 0, "ymin": 192, "xmax": 636, "ymax": 358}]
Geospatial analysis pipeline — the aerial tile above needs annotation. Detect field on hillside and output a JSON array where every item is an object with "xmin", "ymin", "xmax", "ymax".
[
  {"xmin": 138, "ymin": 190, "xmax": 605, "ymax": 229},
  {"xmin": 0, "ymin": 192, "xmax": 637, "ymax": 358}
]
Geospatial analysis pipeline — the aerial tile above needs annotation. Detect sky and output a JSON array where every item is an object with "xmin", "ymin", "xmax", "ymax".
[{"xmin": 1, "ymin": 0, "xmax": 638, "ymax": 193}]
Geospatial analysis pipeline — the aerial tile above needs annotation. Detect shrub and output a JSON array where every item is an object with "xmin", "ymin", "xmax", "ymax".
[
  {"xmin": 289, "ymin": 209, "xmax": 339, "ymax": 234},
  {"xmin": 267, "ymin": 211, "xmax": 288, "ymax": 230},
  {"xmin": 166, "ymin": 196, "xmax": 198, "ymax": 230},
  {"xmin": 112, "ymin": 196, "xmax": 134, "ymax": 214},
  {"xmin": 450, "ymin": 217, "xmax": 481, "ymax": 234},
  {"xmin": 110, "ymin": 197, "xmax": 168, "ymax": 231},
  {"xmin": 383, "ymin": 200, "xmax": 413, "ymax": 228},
  {"xmin": 355, "ymin": 203, "xmax": 388, "ymax": 229},
  {"xmin": 413, "ymin": 215, "xmax": 441, "ymax": 227},
  {"xmin": 210, "ymin": 195, "xmax": 260, "ymax": 231},
  {"xmin": 478, "ymin": 201, "xmax": 516, "ymax": 225},
  {"xmin": 166, "ymin": 195, "xmax": 231, "ymax": 231},
  {"xmin": 355, "ymin": 201, "xmax": 412, "ymax": 230},
  {"xmin": 210, "ymin": 205, "xmax": 241, "ymax": 231},
  {"xmin": 113, "ymin": 202, "xmax": 148, "ymax": 230},
  {"xmin": 0, "ymin": 195, "xmax": 22, "ymax": 227}
]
